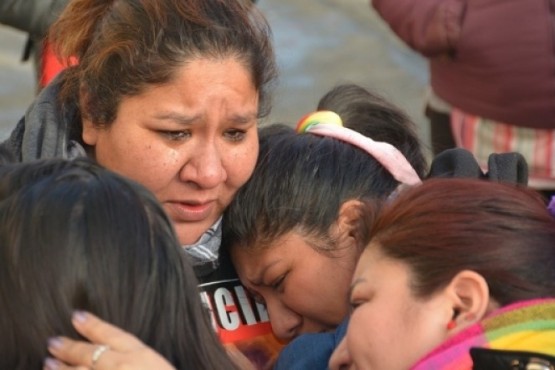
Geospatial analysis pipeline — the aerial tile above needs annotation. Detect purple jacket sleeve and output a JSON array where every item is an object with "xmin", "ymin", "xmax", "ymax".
[{"xmin": 371, "ymin": 0, "xmax": 466, "ymax": 57}]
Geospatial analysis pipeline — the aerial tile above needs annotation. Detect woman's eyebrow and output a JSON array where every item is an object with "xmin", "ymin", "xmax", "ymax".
[
  {"xmin": 152, "ymin": 111, "xmax": 257, "ymax": 126},
  {"xmin": 249, "ymin": 260, "xmax": 281, "ymax": 286},
  {"xmin": 153, "ymin": 112, "xmax": 198, "ymax": 125},
  {"xmin": 229, "ymin": 113, "xmax": 257, "ymax": 125}
]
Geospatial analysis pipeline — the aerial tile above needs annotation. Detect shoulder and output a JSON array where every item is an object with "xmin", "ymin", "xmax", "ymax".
[
  {"xmin": 274, "ymin": 320, "xmax": 349, "ymax": 370},
  {"xmin": 274, "ymin": 332, "xmax": 336, "ymax": 370}
]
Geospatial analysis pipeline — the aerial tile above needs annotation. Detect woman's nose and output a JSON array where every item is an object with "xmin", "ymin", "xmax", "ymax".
[
  {"xmin": 328, "ymin": 337, "xmax": 352, "ymax": 370},
  {"xmin": 179, "ymin": 142, "xmax": 227, "ymax": 189},
  {"xmin": 266, "ymin": 301, "xmax": 303, "ymax": 341}
]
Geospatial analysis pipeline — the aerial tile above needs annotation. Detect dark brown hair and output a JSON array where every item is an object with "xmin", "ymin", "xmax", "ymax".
[
  {"xmin": 366, "ymin": 178, "xmax": 555, "ymax": 305},
  {"xmin": 223, "ymin": 84, "xmax": 426, "ymax": 253},
  {"xmin": 0, "ymin": 158, "xmax": 238, "ymax": 369},
  {"xmin": 50, "ymin": 0, "xmax": 277, "ymax": 126}
]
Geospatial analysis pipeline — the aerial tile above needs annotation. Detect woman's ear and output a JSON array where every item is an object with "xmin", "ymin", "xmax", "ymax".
[
  {"xmin": 81, "ymin": 118, "xmax": 99, "ymax": 146},
  {"xmin": 79, "ymin": 87, "xmax": 99, "ymax": 146},
  {"xmin": 445, "ymin": 270, "xmax": 491, "ymax": 333},
  {"xmin": 335, "ymin": 199, "xmax": 366, "ymax": 248}
]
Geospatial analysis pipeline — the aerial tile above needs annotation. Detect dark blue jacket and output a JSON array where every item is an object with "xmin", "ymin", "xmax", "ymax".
[{"xmin": 273, "ymin": 318, "xmax": 349, "ymax": 370}]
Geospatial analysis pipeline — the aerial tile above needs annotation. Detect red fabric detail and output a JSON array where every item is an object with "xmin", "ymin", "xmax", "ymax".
[{"xmin": 39, "ymin": 41, "xmax": 77, "ymax": 88}]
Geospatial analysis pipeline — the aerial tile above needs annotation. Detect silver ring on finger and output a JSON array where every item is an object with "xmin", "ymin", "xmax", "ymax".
[{"xmin": 91, "ymin": 344, "xmax": 110, "ymax": 370}]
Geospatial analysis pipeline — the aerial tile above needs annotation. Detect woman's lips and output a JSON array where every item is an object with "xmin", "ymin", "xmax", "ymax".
[{"xmin": 165, "ymin": 201, "xmax": 215, "ymax": 222}]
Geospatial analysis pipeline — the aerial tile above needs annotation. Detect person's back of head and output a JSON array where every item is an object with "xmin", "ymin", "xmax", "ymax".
[
  {"xmin": 223, "ymin": 84, "xmax": 426, "ymax": 252},
  {"xmin": 364, "ymin": 178, "xmax": 555, "ymax": 304},
  {"xmin": 317, "ymin": 84, "xmax": 427, "ymax": 178},
  {"xmin": 0, "ymin": 158, "xmax": 236, "ymax": 369}
]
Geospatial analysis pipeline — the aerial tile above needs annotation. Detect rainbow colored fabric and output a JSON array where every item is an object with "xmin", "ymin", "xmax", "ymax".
[{"xmin": 411, "ymin": 299, "xmax": 555, "ymax": 369}]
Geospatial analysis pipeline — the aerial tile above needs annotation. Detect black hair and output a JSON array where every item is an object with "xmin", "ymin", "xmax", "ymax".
[
  {"xmin": 223, "ymin": 84, "xmax": 426, "ymax": 253},
  {"xmin": 0, "ymin": 158, "xmax": 238, "ymax": 369}
]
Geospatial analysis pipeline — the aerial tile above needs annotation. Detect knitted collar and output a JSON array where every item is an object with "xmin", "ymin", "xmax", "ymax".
[
  {"xmin": 411, "ymin": 299, "xmax": 555, "ymax": 370},
  {"xmin": 182, "ymin": 217, "xmax": 222, "ymax": 277}
]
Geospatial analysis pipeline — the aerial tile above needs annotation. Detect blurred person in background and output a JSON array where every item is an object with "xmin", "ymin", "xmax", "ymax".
[
  {"xmin": 0, "ymin": 0, "xmax": 70, "ymax": 90},
  {"xmin": 371, "ymin": 0, "xmax": 555, "ymax": 198}
]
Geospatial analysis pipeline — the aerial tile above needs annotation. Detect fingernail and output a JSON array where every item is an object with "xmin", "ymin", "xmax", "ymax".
[
  {"xmin": 47, "ymin": 337, "xmax": 63, "ymax": 350},
  {"xmin": 72, "ymin": 310, "xmax": 88, "ymax": 324},
  {"xmin": 44, "ymin": 357, "xmax": 61, "ymax": 370}
]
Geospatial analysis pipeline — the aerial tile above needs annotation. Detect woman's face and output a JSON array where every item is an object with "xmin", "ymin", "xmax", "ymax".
[
  {"xmin": 231, "ymin": 231, "xmax": 360, "ymax": 341},
  {"xmin": 82, "ymin": 58, "xmax": 259, "ymax": 245},
  {"xmin": 329, "ymin": 245, "xmax": 450, "ymax": 370}
]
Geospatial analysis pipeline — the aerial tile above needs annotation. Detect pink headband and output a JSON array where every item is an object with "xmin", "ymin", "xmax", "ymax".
[{"xmin": 296, "ymin": 111, "xmax": 422, "ymax": 186}]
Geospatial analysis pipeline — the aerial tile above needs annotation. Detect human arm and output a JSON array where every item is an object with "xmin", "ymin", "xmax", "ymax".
[
  {"xmin": 45, "ymin": 311, "xmax": 257, "ymax": 370},
  {"xmin": 44, "ymin": 311, "xmax": 175, "ymax": 370},
  {"xmin": 0, "ymin": 0, "xmax": 68, "ymax": 37},
  {"xmin": 370, "ymin": 0, "xmax": 466, "ymax": 57}
]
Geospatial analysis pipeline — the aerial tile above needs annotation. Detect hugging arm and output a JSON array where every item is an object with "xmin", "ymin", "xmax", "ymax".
[
  {"xmin": 45, "ymin": 312, "xmax": 175, "ymax": 370},
  {"xmin": 45, "ymin": 312, "xmax": 256, "ymax": 370}
]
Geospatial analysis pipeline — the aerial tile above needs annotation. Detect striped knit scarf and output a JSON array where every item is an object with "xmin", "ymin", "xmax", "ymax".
[
  {"xmin": 182, "ymin": 217, "xmax": 222, "ymax": 277},
  {"xmin": 411, "ymin": 299, "xmax": 555, "ymax": 370}
]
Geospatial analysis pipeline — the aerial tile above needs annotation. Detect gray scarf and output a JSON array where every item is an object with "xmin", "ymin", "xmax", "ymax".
[{"xmin": 182, "ymin": 217, "xmax": 222, "ymax": 277}]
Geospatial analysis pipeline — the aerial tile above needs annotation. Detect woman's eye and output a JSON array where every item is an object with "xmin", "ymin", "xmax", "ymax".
[
  {"xmin": 159, "ymin": 130, "xmax": 191, "ymax": 141},
  {"xmin": 349, "ymin": 295, "xmax": 368, "ymax": 312},
  {"xmin": 271, "ymin": 275, "xmax": 285, "ymax": 292},
  {"xmin": 224, "ymin": 129, "xmax": 246, "ymax": 142},
  {"xmin": 349, "ymin": 300, "xmax": 364, "ymax": 312},
  {"xmin": 251, "ymin": 292, "xmax": 265, "ymax": 305}
]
